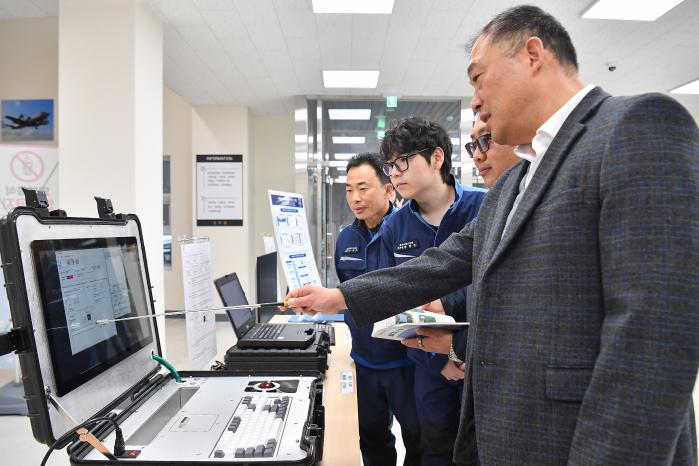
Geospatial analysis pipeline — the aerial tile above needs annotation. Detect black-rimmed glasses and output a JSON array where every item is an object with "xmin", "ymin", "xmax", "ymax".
[
  {"xmin": 381, "ymin": 148, "xmax": 432, "ymax": 176},
  {"xmin": 465, "ymin": 133, "xmax": 491, "ymax": 158}
]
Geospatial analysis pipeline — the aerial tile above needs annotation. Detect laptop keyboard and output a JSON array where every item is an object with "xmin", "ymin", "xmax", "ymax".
[{"xmin": 251, "ymin": 324, "xmax": 284, "ymax": 340}]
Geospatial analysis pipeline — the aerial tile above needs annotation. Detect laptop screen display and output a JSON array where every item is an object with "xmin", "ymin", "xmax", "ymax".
[
  {"xmin": 215, "ymin": 274, "xmax": 255, "ymax": 336},
  {"xmin": 32, "ymin": 236, "xmax": 154, "ymax": 396}
]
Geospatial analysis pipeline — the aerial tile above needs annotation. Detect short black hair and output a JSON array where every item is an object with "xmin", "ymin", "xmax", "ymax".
[
  {"xmin": 472, "ymin": 5, "xmax": 578, "ymax": 71},
  {"xmin": 379, "ymin": 117, "xmax": 452, "ymax": 183},
  {"xmin": 346, "ymin": 152, "xmax": 390, "ymax": 184}
]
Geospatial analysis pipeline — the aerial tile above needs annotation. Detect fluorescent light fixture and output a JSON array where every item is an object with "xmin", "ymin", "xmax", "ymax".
[
  {"xmin": 295, "ymin": 134, "xmax": 306, "ymax": 143},
  {"xmin": 670, "ymin": 78, "xmax": 699, "ymax": 94},
  {"xmin": 295, "ymin": 163, "xmax": 307, "ymax": 170},
  {"xmin": 582, "ymin": 0, "xmax": 685, "ymax": 21},
  {"xmin": 323, "ymin": 71, "xmax": 380, "ymax": 88},
  {"xmin": 451, "ymin": 138, "xmax": 460, "ymax": 146},
  {"xmin": 294, "ymin": 108, "xmax": 307, "ymax": 122},
  {"xmin": 333, "ymin": 136, "xmax": 366, "ymax": 144},
  {"xmin": 312, "ymin": 0, "xmax": 394, "ymax": 14},
  {"xmin": 295, "ymin": 152, "xmax": 306, "ymax": 161},
  {"xmin": 328, "ymin": 109, "xmax": 372, "ymax": 120},
  {"xmin": 334, "ymin": 176, "xmax": 348, "ymax": 183},
  {"xmin": 333, "ymin": 153, "xmax": 356, "ymax": 160},
  {"xmin": 328, "ymin": 161, "xmax": 347, "ymax": 167}
]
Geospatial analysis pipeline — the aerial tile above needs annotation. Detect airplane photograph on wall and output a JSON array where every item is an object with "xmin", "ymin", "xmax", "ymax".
[{"xmin": 1, "ymin": 99, "xmax": 54, "ymax": 142}]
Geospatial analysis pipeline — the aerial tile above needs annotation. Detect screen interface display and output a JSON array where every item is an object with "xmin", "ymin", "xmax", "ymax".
[{"xmin": 32, "ymin": 237, "xmax": 153, "ymax": 396}]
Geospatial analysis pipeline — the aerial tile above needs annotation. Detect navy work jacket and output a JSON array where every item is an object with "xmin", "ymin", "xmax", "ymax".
[
  {"xmin": 377, "ymin": 176, "xmax": 486, "ymax": 374},
  {"xmin": 334, "ymin": 204, "xmax": 411, "ymax": 368}
]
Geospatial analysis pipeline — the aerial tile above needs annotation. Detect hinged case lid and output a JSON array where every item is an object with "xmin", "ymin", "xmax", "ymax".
[{"xmin": 0, "ymin": 207, "xmax": 162, "ymax": 445}]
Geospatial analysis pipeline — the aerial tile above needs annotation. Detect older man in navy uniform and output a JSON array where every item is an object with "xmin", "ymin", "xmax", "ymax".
[{"xmin": 334, "ymin": 153, "xmax": 420, "ymax": 466}]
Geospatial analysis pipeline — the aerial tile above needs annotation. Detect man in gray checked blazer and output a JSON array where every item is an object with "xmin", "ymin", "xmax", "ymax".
[{"xmin": 285, "ymin": 6, "xmax": 699, "ymax": 466}]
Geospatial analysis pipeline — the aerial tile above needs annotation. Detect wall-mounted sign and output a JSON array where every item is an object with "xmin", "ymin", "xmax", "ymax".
[{"xmin": 196, "ymin": 154, "xmax": 243, "ymax": 226}]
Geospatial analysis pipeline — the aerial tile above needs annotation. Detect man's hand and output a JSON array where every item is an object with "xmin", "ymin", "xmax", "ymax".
[
  {"xmin": 420, "ymin": 299, "xmax": 445, "ymax": 314},
  {"xmin": 441, "ymin": 360, "xmax": 465, "ymax": 381},
  {"xmin": 401, "ymin": 327, "xmax": 453, "ymax": 354},
  {"xmin": 282, "ymin": 286, "xmax": 347, "ymax": 315}
]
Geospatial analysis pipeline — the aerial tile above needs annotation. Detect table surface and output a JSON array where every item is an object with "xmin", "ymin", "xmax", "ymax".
[{"xmin": 268, "ymin": 316, "xmax": 360, "ymax": 466}]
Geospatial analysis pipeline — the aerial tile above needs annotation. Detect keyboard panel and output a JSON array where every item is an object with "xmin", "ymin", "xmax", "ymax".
[
  {"xmin": 251, "ymin": 324, "xmax": 283, "ymax": 340},
  {"xmin": 211, "ymin": 394, "xmax": 291, "ymax": 459}
]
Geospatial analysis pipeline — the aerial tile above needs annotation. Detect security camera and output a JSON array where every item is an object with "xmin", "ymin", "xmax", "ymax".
[{"xmin": 607, "ymin": 63, "xmax": 617, "ymax": 72}]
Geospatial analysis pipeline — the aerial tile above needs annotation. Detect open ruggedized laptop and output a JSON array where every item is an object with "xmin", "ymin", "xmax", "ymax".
[
  {"xmin": 0, "ymin": 193, "xmax": 323, "ymax": 465},
  {"xmin": 214, "ymin": 273, "xmax": 315, "ymax": 349}
]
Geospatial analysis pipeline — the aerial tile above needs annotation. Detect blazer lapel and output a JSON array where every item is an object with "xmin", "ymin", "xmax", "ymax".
[
  {"xmin": 485, "ymin": 88, "xmax": 609, "ymax": 273},
  {"xmin": 479, "ymin": 161, "xmax": 528, "ymax": 268}
]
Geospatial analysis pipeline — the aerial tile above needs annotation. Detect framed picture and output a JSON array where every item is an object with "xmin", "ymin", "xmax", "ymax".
[{"xmin": 2, "ymin": 99, "xmax": 54, "ymax": 142}]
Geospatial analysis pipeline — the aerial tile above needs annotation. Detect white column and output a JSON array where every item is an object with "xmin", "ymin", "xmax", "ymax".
[
  {"xmin": 58, "ymin": 0, "xmax": 165, "ymax": 346},
  {"xmin": 191, "ymin": 106, "xmax": 253, "ymax": 303}
]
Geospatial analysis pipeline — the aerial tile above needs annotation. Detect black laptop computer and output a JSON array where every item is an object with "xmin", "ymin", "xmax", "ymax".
[{"xmin": 214, "ymin": 272, "xmax": 315, "ymax": 349}]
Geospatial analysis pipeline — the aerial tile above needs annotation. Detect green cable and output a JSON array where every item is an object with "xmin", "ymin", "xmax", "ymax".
[{"xmin": 150, "ymin": 352, "xmax": 181, "ymax": 383}]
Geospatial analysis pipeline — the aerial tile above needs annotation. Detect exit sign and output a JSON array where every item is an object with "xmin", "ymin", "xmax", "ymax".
[{"xmin": 386, "ymin": 96, "xmax": 398, "ymax": 108}]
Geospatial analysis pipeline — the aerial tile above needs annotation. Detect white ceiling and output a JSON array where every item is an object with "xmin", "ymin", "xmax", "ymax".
[{"xmin": 1, "ymin": 0, "xmax": 698, "ymax": 116}]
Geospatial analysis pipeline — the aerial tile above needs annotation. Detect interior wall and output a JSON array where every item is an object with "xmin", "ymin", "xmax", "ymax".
[
  {"xmin": 0, "ymin": 17, "xmax": 58, "ymax": 149},
  {"xmin": 191, "ymin": 106, "xmax": 252, "ymax": 306},
  {"xmin": 162, "ymin": 87, "xmax": 193, "ymax": 311},
  {"xmin": 251, "ymin": 113, "xmax": 295, "ymax": 296}
]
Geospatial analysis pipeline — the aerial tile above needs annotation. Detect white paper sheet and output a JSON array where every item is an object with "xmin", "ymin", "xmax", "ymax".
[{"xmin": 180, "ymin": 239, "xmax": 217, "ymax": 369}]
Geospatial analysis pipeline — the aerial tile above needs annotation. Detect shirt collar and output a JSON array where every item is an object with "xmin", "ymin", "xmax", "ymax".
[{"xmin": 514, "ymin": 84, "xmax": 596, "ymax": 163}]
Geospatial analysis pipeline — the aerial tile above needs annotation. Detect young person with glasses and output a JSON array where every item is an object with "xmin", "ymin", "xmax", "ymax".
[
  {"xmin": 417, "ymin": 116, "xmax": 523, "ymax": 383},
  {"xmin": 334, "ymin": 153, "xmax": 421, "ymax": 466},
  {"xmin": 376, "ymin": 117, "xmax": 486, "ymax": 466}
]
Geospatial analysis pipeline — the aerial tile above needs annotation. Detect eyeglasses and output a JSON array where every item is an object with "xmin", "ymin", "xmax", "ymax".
[
  {"xmin": 381, "ymin": 148, "xmax": 432, "ymax": 176},
  {"xmin": 465, "ymin": 133, "xmax": 491, "ymax": 158}
]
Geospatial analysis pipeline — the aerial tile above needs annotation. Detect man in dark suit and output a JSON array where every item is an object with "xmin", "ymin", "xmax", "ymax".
[{"xmin": 285, "ymin": 5, "xmax": 698, "ymax": 465}]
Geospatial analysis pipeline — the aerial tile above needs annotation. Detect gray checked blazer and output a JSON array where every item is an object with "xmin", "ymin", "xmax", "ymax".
[{"xmin": 339, "ymin": 87, "xmax": 699, "ymax": 465}]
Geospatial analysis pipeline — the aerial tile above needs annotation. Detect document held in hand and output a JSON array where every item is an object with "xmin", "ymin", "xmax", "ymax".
[{"xmin": 371, "ymin": 309, "xmax": 469, "ymax": 341}]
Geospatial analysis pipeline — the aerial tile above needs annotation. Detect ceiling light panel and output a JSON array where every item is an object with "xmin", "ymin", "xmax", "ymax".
[
  {"xmin": 323, "ymin": 71, "xmax": 380, "ymax": 88},
  {"xmin": 333, "ymin": 153, "xmax": 356, "ymax": 160},
  {"xmin": 312, "ymin": 0, "xmax": 394, "ymax": 14},
  {"xmin": 328, "ymin": 109, "xmax": 372, "ymax": 120},
  {"xmin": 670, "ymin": 78, "xmax": 699, "ymax": 94},
  {"xmin": 333, "ymin": 137, "xmax": 366, "ymax": 144},
  {"xmin": 582, "ymin": 0, "xmax": 685, "ymax": 21}
]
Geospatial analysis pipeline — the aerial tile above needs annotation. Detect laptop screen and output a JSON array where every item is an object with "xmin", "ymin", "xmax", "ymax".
[
  {"xmin": 32, "ymin": 236, "xmax": 154, "ymax": 397},
  {"xmin": 214, "ymin": 273, "xmax": 256, "ymax": 337}
]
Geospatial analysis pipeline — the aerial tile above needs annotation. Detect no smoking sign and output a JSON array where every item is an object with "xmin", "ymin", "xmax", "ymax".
[{"xmin": 10, "ymin": 151, "xmax": 45, "ymax": 183}]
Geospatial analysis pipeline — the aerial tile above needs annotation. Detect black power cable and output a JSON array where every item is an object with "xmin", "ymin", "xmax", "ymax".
[{"xmin": 40, "ymin": 416, "xmax": 125, "ymax": 466}]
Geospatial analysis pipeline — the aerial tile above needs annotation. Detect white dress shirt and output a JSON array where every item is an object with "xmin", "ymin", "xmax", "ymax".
[{"xmin": 502, "ymin": 84, "xmax": 596, "ymax": 236}]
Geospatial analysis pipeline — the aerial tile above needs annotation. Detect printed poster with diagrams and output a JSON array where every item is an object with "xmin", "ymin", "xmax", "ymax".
[
  {"xmin": 196, "ymin": 154, "xmax": 243, "ymax": 226},
  {"xmin": 180, "ymin": 238, "xmax": 217, "ymax": 369},
  {"xmin": 268, "ymin": 190, "xmax": 321, "ymax": 289}
]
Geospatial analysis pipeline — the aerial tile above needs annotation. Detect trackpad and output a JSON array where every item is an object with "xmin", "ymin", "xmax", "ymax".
[{"xmin": 170, "ymin": 414, "xmax": 218, "ymax": 432}]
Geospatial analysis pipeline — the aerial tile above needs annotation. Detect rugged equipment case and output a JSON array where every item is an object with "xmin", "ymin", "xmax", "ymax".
[
  {"xmin": 0, "ymin": 202, "xmax": 324, "ymax": 465},
  {"xmin": 222, "ymin": 331, "xmax": 330, "ymax": 374}
]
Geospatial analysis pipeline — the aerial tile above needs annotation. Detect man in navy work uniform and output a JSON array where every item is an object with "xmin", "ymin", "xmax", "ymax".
[
  {"xmin": 376, "ymin": 117, "xmax": 486, "ymax": 466},
  {"xmin": 334, "ymin": 153, "xmax": 421, "ymax": 466}
]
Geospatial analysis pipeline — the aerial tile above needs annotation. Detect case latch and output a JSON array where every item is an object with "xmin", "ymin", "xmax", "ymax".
[
  {"xmin": 94, "ymin": 197, "xmax": 124, "ymax": 220},
  {"xmin": 21, "ymin": 188, "xmax": 67, "ymax": 217},
  {"xmin": 0, "ymin": 327, "xmax": 28, "ymax": 356}
]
